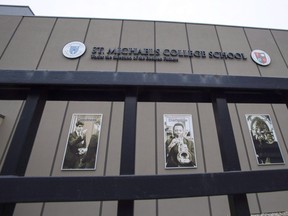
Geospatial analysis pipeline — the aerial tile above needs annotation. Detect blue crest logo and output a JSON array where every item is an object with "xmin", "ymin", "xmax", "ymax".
[
  {"xmin": 63, "ymin": 41, "xmax": 86, "ymax": 59},
  {"xmin": 69, "ymin": 45, "xmax": 80, "ymax": 55}
]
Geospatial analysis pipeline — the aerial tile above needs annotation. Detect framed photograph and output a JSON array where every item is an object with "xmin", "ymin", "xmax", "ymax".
[
  {"xmin": 245, "ymin": 114, "xmax": 284, "ymax": 165},
  {"xmin": 62, "ymin": 113, "xmax": 103, "ymax": 170},
  {"xmin": 164, "ymin": 114, "xmax": 197, "ymax": 169}
]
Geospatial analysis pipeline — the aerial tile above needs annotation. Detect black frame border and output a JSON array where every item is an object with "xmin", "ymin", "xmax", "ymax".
[{"xmin": 0, "ymin": 70, "xmax": 288, "ymax": 216}]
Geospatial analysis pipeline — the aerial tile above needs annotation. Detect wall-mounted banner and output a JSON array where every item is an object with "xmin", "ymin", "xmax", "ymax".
[
  {"xmin": 91, "ymin": 47, "xmax": 247, "ymax": 63},
  {"xmin": 164, "ymin": 114, "xmax": 197, "ymax": 169},
  {"xmin": 62, "ymin": 43, "xmax": 272, "ymax": 67},
  {"xmin": 245, "ymin": 114, "xmax": 284, "ymax": 165},
  {"xmin": 251, "ymin": 49, "xmax": 271, "ymax": 66},
  {"xmin": 62, "ymin": 113, "xmax": 102, "ymax": 170}
]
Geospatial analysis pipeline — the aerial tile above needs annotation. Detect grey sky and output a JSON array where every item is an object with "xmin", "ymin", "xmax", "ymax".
[{"xmin": 1, "ymin": 0, "xmax": 288, "ymax": 30}]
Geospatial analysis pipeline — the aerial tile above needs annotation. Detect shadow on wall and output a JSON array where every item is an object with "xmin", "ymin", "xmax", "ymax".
[{"xmin": 251, "ymin": 212, "xmax": 288, "ymax": 216}]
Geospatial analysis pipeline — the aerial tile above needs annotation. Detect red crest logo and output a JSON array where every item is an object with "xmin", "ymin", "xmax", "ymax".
[{"xmin": 251, "ymin": 50, "xmax": 271, "ymax": 66}]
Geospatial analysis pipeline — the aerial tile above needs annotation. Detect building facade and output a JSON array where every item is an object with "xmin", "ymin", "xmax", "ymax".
[
  {"xmin": 0, "ymin": 5, "xmax": 34, "ymax": 16},
  {"xmin": 0, "ymin": 14, "xmax": 288, "ymax": 216}
]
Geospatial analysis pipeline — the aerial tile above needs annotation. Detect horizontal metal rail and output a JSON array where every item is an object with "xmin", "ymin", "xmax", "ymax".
[
  {"xmin": 0, "ymin": 70, "xmax": 287, "ymax": 103},
  {"xmin": 0, "ymin": 70, "xmax": 287, "ymax": 90},
  {"xmin": 0, "ymin": 169, "xmax": 288, "ymax": 203}
]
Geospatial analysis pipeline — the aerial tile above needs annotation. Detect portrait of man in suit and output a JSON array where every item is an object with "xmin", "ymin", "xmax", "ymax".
[
  {"xmin": 164, "ymin": 114, "xmax": 197, "ymax": 169},
  {"xmin": 62, "ymin": 113, "xmax": 102, "ymax": 170}
]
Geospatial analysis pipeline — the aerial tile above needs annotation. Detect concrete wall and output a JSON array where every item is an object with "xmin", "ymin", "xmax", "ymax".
[{"xmin": 0, "ymin": 15, "xmax": 288, "ymax": 215}]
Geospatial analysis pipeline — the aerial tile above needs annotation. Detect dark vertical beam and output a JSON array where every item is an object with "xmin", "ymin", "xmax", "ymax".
[
  {"xmin": 285, "ymin": 93, "xmax": 288, "ymax": 110},
  {"xmin": 118, "ymin": 89, "xmax": 138, "ymax": 216},
  {"xmin": 117, "ymin": 200, "xmax": 134, "ymax": 216},
  {"xmin": 0, "ymin": 88, "xmax": 46, "ymax": 216},
  {"xmin": 119, "ymin": 89, "xmax": 138, "ymax": 175},
  {"xmin": 212, "ymin": 94, "xmax": 250, "ymax": 216},
  {"xmin": 228, "ymin": 194, "xmax": 251, "ymax": 216},
  {"xmin": 212, "ymin": 95, "xmax": 241, "ymax": 171}
]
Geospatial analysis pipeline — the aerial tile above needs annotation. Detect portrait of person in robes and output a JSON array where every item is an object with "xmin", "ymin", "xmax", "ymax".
[{"xmin": 246, "ymin": 114, "xmax": 284, "ymax": 165}]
